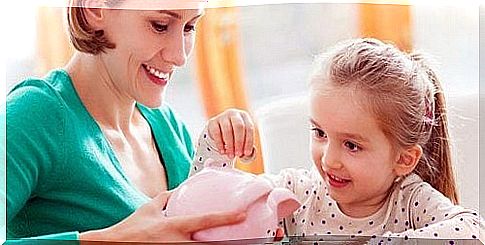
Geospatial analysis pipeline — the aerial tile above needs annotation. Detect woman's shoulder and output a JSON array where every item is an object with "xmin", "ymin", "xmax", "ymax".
[
  {"xmin": 7, "ymin": 69, "xmax": 70, "ymax": 112},
  {"xmin": 6, "ymin": 70, "xmax": 68, "ymax": 128}
]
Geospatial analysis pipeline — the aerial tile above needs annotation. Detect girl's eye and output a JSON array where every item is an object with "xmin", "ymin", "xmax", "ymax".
[
  {"xmin": 311, "ymin": 128, "xmax": 327, "ymax": 139},
  {"xmin": 344, "ymin": 141, "xmax": 360, "ymax": 152},
  {"xmin": 184, "ymin": 24, "xmax": 196, "ymax": 33},
  {"xmin": 151, "ymin": 21, "xmax": 168, "ymax": 33}
]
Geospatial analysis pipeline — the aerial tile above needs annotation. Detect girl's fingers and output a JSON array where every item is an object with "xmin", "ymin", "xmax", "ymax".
[
  {"xmin": 274, "ymin": 227, "xmax": 285, "ymax": 242},
  {"xmin": 207, "ymin": 120, "xmax": 225, "ymax": 153},
  {"xmin": 240, "ymin": 112, "xmax": 255, "ymax": 157},
  {"xmin": 230, "ymin": 114, "xmax": 245, "ymax": 157},
  {"xmin": 219, "ymin": 117, "xmax": 235, "ymax": 158}
]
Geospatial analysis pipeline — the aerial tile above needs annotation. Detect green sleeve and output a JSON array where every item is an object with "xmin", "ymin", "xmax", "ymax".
[
  {"xmin": 5, "ymin": 231, "xmax": 79, "ymax": 244},
  {"xmin": 4, "ymin": 81, "xmax": 79, "ymax": 240},
  {"xmin": 161, "ymin": 105, "xmax": 195, "ymax": 159}
]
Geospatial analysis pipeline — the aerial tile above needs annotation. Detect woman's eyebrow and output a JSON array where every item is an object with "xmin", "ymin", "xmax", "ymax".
[
  {"xmin": 156, "ymin": 10, "xmax": 203, "ymax": 22},
  {"xmin": 157, "ymin": 10, "xmax": 181, "ymax": 19}
]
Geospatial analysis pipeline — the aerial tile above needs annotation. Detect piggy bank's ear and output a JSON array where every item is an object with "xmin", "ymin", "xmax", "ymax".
[{"xmin": 267, "ymin": 188, "xmax": 301, "ymax": 219}]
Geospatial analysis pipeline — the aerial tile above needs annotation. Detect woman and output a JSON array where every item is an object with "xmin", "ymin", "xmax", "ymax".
[{"xmin": 4, "ymin": 0, "xmax": 255, "ymax": 242}]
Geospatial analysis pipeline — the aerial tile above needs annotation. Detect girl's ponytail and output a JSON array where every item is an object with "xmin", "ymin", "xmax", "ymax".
[{"xmin": 410, "ymin": 53, "xmax": 459, "ymax": 204}]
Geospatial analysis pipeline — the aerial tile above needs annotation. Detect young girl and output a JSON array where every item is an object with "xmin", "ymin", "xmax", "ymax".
[{"xmin": 191, "ymin": 38, "xmax": 484, "ymax": 242}]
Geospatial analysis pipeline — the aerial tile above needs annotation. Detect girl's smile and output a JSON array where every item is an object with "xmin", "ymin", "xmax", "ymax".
[{"xmin": 325, "ymin": 171, "xmax": 352, "ymax": 189}]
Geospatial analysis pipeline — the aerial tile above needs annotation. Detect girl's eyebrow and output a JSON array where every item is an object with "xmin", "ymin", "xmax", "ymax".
[
  {"xmin": 309, "ymin": 118, "xmax": 321, "ymax": 128},
  {"xmin": 309, "ymin": 118, "xmax": 369, "ymax": 143},
  {"xmin": 338, "ymin": 132, "xmax": 369, "ymax": 143}
]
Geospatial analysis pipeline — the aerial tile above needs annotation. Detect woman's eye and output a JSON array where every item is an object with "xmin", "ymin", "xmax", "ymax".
[
  {"xmin": 184, "ymin": 24, "xmax": 196, "ymax": 33},
  {"xmin": 344, "ymin": 141, "xmax": 360, "ymax": 152},
  {"xmin": 151, "ymin": 21, "xmax": 168, "ymax": 33},
  {"xmin": 311, "ymin": 128, "xmax": 327, "ymax": 139}
]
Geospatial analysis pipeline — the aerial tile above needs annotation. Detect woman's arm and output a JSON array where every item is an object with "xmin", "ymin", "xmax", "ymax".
[{"xmin": 78, "ymin": 191, "xmax": 246, "ymax": 243}]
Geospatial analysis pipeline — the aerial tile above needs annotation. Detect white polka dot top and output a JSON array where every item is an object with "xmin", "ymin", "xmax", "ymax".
[{"xmin": 191, "ymin": 129, "xmax": 484, "ymax": 242}]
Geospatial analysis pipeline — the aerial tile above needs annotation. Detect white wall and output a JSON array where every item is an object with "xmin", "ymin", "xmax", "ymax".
[{"xmin": 413, "ymin": 4, "xmax": 480, "ymax": 212}]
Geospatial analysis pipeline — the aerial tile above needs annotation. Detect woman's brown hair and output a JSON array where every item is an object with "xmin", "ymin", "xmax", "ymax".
[
  {"xmin": 311, "ymin": 38, "xmax": 459, "ymax": 204},
  {"xmin": 66, "ymin": 0, "xmax": 117, "ymax": 54}
]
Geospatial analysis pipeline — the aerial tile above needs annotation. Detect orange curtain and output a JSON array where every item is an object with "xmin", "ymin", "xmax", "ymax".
[
  {"xmin": 35, "ymin": 6, "xmax": 73, "ymax": 75},
  {"xmin": 359, "ymin": 2, "xmax": 412, "ymax": 52},
  {"xmin": 194, "ymin": 6, "xmax": 264, "ymax": 174}
]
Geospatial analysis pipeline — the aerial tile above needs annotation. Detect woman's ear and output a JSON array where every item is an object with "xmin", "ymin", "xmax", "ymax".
[
  {"xmin": 393, "ymin": 145, "xmax": 423, "ymax": 176},
  {"xmin": 83, "ymin": 0, "xmax": 107, "ymax": 30}
]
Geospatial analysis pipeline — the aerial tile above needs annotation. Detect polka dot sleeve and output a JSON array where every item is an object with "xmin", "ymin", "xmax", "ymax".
[
  {"xmin": 189, "ymin": 126, "xmax": 235, "ymax": 176},
  {"xmin": 387, "ymin": 182, "xmax": 484, "ymax": 241}
]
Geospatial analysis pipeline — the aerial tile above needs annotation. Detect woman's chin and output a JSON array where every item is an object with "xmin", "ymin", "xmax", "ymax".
[{"xmin": 137, "ymin": 97, "xmax": 164, "ymax": 108}]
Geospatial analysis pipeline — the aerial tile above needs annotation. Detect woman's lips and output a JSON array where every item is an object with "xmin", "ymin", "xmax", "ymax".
[{"xmin": 142, "ymin": 64, "xmax": 169, "ymax": 86}]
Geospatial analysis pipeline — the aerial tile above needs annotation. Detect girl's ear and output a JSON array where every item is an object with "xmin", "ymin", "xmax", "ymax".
[
  {"xmin": 83, "ymin": 0, "xmax": 107, "ymax": 30},
  {"xmin": 394, "ymin": 145, "xmax": 423, "ymax": 176}
]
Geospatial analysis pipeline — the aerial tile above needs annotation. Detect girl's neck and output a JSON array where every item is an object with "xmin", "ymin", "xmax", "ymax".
[
  {"xmin": 65, "ymin": 52, "xmax": 141, "ymax": 131},
  {"xmin": 337, "ymin": 189, "xmax": 392, "ymax": 218}
]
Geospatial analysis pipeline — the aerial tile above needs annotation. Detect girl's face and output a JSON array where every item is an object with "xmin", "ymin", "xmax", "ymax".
[
  {"xmin": 98, "ymin": 8, "xmax": 203, "ymax": 107},
  {"xmin": 310, "ymin": 86, "xmax": 400, "ymax": 217}
]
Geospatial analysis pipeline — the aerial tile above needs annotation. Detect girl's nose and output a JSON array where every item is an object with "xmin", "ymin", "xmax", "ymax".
[{"xmin": 321, "ymin": 144, "xmax": 342, "ymax": 169}]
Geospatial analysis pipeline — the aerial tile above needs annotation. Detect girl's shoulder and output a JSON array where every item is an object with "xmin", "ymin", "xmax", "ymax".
[{"xmin": 392, "ymin": 173, "xmax": 456, "ymax": 214}]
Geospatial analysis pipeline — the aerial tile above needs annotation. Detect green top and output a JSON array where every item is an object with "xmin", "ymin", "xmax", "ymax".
[{"xmin": 3, "ymin": 69, "xmax": 195, "ymax": 242}]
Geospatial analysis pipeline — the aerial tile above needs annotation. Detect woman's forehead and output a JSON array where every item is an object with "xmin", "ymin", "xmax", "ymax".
[
  {"xmin": 124, "ymin": 0, "xmax": 206, "ymax": 11},
  {"xmin": 81, "ymin": 0, "xmax": 206, "ymax": 11}
]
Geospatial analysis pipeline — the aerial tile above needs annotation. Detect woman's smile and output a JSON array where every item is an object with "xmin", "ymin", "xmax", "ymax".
[{"xmin": 142, "ymin": 63, "xmax": 169, "ymax": 86}]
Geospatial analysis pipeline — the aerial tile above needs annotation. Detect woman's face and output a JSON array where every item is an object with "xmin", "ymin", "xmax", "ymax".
[{"xmin": 99, "ymin": 7, "xmax": 203, "ymax": 107}]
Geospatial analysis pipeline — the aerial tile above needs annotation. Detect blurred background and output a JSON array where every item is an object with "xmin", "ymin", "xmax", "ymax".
[{"xmin": 4, "ymin": 1, "xmax": 481, "ymax": 213}]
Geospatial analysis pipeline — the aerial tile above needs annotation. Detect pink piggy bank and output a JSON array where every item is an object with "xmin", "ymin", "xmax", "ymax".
[{"xmin": 164, "ymin": 165, "xmax": 301, "ymax": 242}]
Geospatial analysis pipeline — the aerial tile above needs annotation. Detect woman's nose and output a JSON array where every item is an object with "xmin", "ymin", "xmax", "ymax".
[{"xmin": 162, "ymin": 31, "xmax": 187, "ymax": 67}]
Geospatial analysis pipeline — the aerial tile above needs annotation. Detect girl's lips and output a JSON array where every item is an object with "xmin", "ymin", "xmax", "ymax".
[{"xmin": 326, "ymin": 172, "xmax": 351, "ymax": 188}]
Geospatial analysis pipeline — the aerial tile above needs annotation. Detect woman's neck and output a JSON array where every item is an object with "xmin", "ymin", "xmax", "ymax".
[{"xmin": 64, "ymin": 52, "xmax": 141, "ymax": 131}]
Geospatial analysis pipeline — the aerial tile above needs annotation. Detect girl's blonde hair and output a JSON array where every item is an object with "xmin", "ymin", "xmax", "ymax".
[{"xmin": 311, "ymin": 38, "xmax": 458, "ymax": 204}]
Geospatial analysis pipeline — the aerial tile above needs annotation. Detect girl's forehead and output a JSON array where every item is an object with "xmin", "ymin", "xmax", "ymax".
[{"xmin": 310, "ymin": 87, "xmax": 378, "ymax": 126}]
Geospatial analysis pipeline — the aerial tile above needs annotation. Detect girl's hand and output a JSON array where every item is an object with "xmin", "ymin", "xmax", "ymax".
[
  {"xmin": 79, "ymin": 191, "xmax": 246, "ymax": 243},
  {"xmin": 207, "ymin": 109, "xmax": 255, "ymax": 159}
]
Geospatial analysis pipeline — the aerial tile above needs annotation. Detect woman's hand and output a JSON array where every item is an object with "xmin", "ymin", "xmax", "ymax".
[
  {"xmin": 207, "ymin": 109, "xmax": 255, "ymax": 159},
  {"xmin": 79, "ymin": 191, "xmax": 246, "ymax": 243}
]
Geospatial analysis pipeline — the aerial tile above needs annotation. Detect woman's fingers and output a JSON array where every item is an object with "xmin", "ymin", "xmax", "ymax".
[
  {"xmin": 173, "ymin": 211, "xmax": 246, "ymax": 233},
  {"xmin": 150, "ymin": 191, "xmax": 173, "ymax": 210}
]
